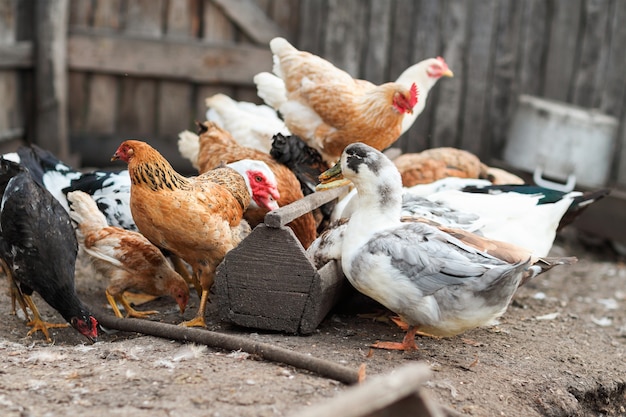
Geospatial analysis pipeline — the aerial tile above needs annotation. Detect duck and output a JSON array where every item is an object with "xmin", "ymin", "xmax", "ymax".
[{"xmin": 315, "ymin": 143, "xmax": 577, "ymax": 350}]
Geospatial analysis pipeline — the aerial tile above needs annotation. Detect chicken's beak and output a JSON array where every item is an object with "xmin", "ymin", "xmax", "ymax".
[
  {"xmin": 316, "ymin": 161, "xmax": 351, "ymax": 191},
  {"xmin": 442, "ymin": 69, "xmax": 454, "ymax": 78},
  {"xmin": 111, "ymin": 152, "xmax": 120, "ymax": 162}
]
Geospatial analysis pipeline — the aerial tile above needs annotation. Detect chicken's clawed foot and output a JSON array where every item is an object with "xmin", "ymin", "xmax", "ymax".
[
  {"xmin": 180, "ymin": 289, "xmax": 208, "ymax": 328},
  {"xmin": 23, "ymin": 295, "xmax": 68, "ymax": 343},
  {"xmin": 106, "ymin": 289, "xmax": 158, "ymax": 319}
]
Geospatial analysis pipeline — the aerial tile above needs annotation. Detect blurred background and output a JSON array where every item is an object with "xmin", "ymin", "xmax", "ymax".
[{"xmin": 0, "ymin": 0, "xmax": 624, "ymax": 246}]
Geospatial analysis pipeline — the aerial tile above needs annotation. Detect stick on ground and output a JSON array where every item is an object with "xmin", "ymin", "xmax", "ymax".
[{"xmin": 94, "ymin": 311, "xmax": 363, "ymax": 385}]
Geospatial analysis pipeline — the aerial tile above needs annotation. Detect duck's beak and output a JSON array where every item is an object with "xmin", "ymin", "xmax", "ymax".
[{"xmin": 316, "ymin": 161, "xmax": 351, "ymax": 191}]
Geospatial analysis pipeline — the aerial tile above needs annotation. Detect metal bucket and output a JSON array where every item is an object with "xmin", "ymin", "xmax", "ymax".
[{"xmin": 503, "ymin": 95, "xmax": 618, "ymax": 189}]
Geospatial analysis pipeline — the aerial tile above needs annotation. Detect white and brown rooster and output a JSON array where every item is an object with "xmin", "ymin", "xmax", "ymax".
[
  {"xmin": 255, "ymin": 37, "xmax": 419, "ymax": 164},
  {"xmin": 254, "ymin": 42, "xmax": 453, "ymax": 158}
]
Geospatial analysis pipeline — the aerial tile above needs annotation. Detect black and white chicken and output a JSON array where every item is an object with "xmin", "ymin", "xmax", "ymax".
[{"xmin": 0, "ymin": 158, "xmax": 99, "ymax": 343}]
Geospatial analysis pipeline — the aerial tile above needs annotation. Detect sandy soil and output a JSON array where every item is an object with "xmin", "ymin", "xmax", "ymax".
[{"xmin": 0, "ymin": 229, "xmax": 625, "ymax": 417}]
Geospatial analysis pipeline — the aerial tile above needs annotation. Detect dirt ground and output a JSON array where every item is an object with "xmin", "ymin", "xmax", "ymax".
[{"xmin": 0, "ymin": 228, "xmax": 625, "ymax": 417}]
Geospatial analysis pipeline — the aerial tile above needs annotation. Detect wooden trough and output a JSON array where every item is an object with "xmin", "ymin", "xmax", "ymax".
[{"xmin": 215, "ymin": 185, "xmax": 351, "ymax": 334}]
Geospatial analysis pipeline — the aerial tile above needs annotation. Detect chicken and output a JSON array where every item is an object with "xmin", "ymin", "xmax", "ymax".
[
  {"xmin": 3, "ymin": 144, "xmax": 136, "ymax": 231},
  {"xmin": 255, "ymin": 53, "xmax": 452, "ymax": 140},
  {"xmin": 0, "ymin": 158, "xmax": 98, "ymax": 342},
  {"xmin": 256, "ymin": 37, "xmax": 419, "ymax": 164},
  {"xmin": 269, "ymin": 133, "xmax": 334, "ymax": 232},
  {"xmin": 393, "ymin": 147, "xmax": 487, "ymax": 187},
  {"xmin": 111, "ymin": 140, "xmax": 251, "ymax": 327},
  {"xmin": 178, "ymin": 122, "xmax": 317, "ymax": 248},
  {"xmin": 205, "ymin": 93, "xmax": 291, "ymax": 153},
  {"xmin": 393, "ymin": 147, "xmax": 524, "ymax": 187},
  {"xmin": 67, "ymin": 190, "xmax": 190, "ymax": 319}
]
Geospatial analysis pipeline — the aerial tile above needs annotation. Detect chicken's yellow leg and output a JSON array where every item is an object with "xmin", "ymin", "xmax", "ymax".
[
  {"xmin": 23, "ymin": 295, "xmax": 68, "ymax": 343},
  {"xmin": 1, "ymin": 259, "xmax": 30, "ymax": 319},
  {"xmin": 118, "ymin": 294, "xmax": 158, "ymax": 318},
  {"xmin": 170, "ymin": 255, "xmax": 201, "ymax": 297},
  {"xmin": 180, "ymin": 289, "xmax": 208, "ymax": 328},
  {"xmin": 106, "ymin": 289, "xmax": 158, "ymax": 319}
]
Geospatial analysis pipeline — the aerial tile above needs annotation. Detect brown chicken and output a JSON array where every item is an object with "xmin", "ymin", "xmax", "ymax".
[
  {"xmin": 266, "ymin": 37, "xmax": 418, "ymax": 164},
  {"xmin": 67, "ymin": 190, "xmax": 190, "ymax": 318},
  {"xmin": 111, "ymin": 140, "xmax": 251, "ymax": 327},
  {"xmin": 178, "ymin": 122, "xmax": 317, "ymax": 249},
  {"xmin": 393, "ymin": 147, "xmax": 524, "ymax": 187}
]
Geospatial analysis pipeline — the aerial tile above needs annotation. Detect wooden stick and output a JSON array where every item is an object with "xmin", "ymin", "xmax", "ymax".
[
  {"xmin": 264, "ymin": 185, "xmax": 350, "ymax": 228},
  {"xmin": 95, "ymin": 311, "xmax": 362, "ymax": 385}
]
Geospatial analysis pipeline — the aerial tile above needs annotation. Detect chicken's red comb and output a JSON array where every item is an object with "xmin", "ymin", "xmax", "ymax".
[
  {"xmin": 436, "ymin": 56, "xmax": 449, "ymax": 70},
  {"xmin": 409, "ymin": 82, "xmax": 419, "ymax": 108}
]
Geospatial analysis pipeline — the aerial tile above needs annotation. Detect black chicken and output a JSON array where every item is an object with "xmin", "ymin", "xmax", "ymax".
[
  {"xmin": 0, "ymin": 158, "xmax": 98, "ymax": 343},
  {"xmin": 270, "ymin": 133, "xmax": 335, "ymax": 232}
]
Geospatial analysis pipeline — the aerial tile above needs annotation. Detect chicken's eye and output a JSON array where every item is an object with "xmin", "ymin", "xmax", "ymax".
[{"xmin": 254, "ymin": 175, "xmax": 263, "ymax": 183}]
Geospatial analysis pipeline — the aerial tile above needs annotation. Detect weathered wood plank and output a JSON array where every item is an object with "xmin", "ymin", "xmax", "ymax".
[
  {"xmin": 400, "ymin": 0, "xmax": 444, "ymax": 153},
  {"xmin": 67, "ymin": 71, "xmax": 88, "ymax": 133},
  {"xmin": 157, "ymin": 81, "xmax": 193, "ymax": 138},
  {"xmin": 390, "ymin": 0, "xmax": 418, "ymax": 152},
  {"xmin": 124, "ymin": 0, "xmax": 165, "ymax": 37},
  {"xmin": 0, "ymin": 42, "xmax": 33, "ymax": 68},
  {"xmin": 216, "ymin": 225, "xmax": 322, "ymax": 334},
  {"xmin": 0, "ymin": 0, "xmax": 20, "ymax": 140},
  {"xmin": 600, "ymin": 0, "xmax": 626, "ymax": 118},
  {"xmin": 487, "ymin": 0, "xmax": 524, "ymax": 158},
  {"xmin": 158, "ymin": 1, "xmax": 198, "ymax": 140},
  {"xmin": 203, "ymin": 0, "xmax": 236, "ymax": 41},
  {"xmin": 165, "ymin": 0, "xmax": 200, "ymax": 38},
  {"xmin": 604, "ymin": 2, "xmax": 626, "ymax": 186},
  {"xmin": 67, "ymin": 32, "xmax": 273, "ymax": 84},
  {"xmin": 517, "ymin": 0, "xmax": 548, "ymax": 96},
  {"xmin": 362, "ymin": 0, "xmax": 392, "ymax": 85},
  {"xmin": 34, "ymin": 0, "xmax": 70, "ymax": 158},
  {"xmin": 432, "ymin": 0, "xmax": 468, "ymax": 148},
  {"xmin": 543, "ymin": 0, "xmax": 582, "ymax": 102},
  {"xmin": 92, "ymin": 0, "xmax": 121, "ymax": 29},
  {"xmin": 323, "ymin": 0, "xmax": 368, "ymax": 77},
  {"xmin": 211, "ymin": 0, "xmax": 286, "ymax": 44},
  {"xmin": 83, "ymin": 0, "xmax": 122, "ymax": 137},
  {"xmin": 459, "ymin": 0, "xmax": 497, "ymax": 159},
  {"xmin": 571, "ymin": 0, "xmax": 611, "ymax": 108},
  {"xmin": 264, "ymin": 186, "xmax": 350, "ymax": 228},
  {"xmin": 84, "ymin": 74, "xmax": 117, "ymax": 134},
  {"xmin": 114, "ymin": 0, "xmax": 164, "ymax": 142},
  {"xmin": 287, "ymin": 362, "xmax": 443, "ymax": 417},
  {"xmin": 296, "ymin": 0, "xmax": 326, "ymax": 54},
  {"xmin": 117, "ymin": 77, "xmax": 157, "ymax": 135},
  {"xmin": 267, "ymin": 0, "xmax": 300, "ymax": 42}
]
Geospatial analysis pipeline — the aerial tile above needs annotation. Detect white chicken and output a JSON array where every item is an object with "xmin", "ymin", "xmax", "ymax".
[{"xmin": 205, "ymin": 93, "xmax": 290, "ymax": 153}]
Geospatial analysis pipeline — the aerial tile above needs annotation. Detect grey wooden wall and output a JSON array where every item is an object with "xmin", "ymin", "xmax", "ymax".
[{"xmin": 1, "ymin": 0, "xmax": 626, "ymax": 187}]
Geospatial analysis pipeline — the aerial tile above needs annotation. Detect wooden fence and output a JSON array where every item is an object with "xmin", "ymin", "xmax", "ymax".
[{"xmin": 1, "ymin": 0, "xmax": 626, "ymax": 188}]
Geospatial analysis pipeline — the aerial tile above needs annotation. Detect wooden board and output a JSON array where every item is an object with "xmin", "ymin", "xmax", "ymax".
[
  {"xmin": 459, "ymin": 0, "xmax": 496, "ymax": 159},
  {"xmin": 216, "ymin": 187, "xmax": 349, "ymax": 334},
  {"xmin": 286, "ymin": 362, "xmax": 448, "ymax": 417},
  {"xmin": 486, "ymin": 0, "xmax": 524, "ymax": 157},
  {"xmin": 431, "ymin": 0, "xmax": 468, "ymax": 149},
  {"xmin": 543, "ymin": 0, "xmax": 582, "ymax": 102},
  {"xmin": 34, "ymin": 0, "xmax": 69, "ymax": 158},
  {"xmin": 66, "ymin": 32, "xmax": 273, "ymax": 84}
]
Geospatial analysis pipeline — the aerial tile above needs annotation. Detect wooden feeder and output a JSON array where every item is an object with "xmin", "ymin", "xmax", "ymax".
[{"xmin": 215, "ymin": 185, "xmax": 350, "ymax": 334}]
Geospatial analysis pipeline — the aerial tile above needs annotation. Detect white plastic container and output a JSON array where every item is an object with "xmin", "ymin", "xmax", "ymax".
[{"xmin": 503, "ymin": 95, "xmax": 617, "ymax": 189}]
